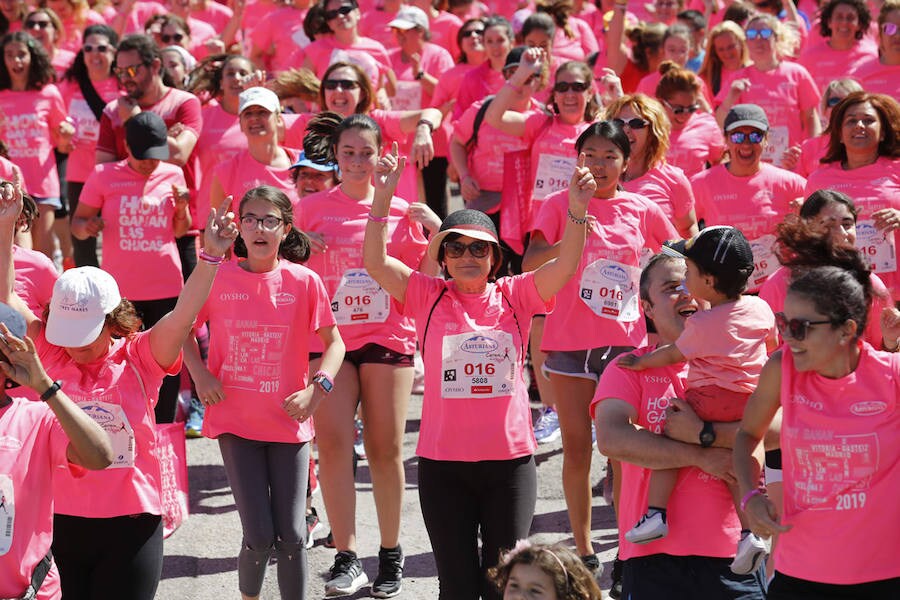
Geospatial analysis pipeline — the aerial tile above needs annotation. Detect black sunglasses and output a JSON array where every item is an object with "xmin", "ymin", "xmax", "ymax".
[
  {"xmin": 612, "ymin": 117, "xmax": 649, "ymax": 130},
  {"xmin": 161, "ymin": 33, "xmax": 185, "ymax": 44},
  {"xmin": 774, "ymin": 312, "xmax": 833, "ymax": 341},
  {"xmin": 83, "ymin": 44, "xmax": 111, "ymax": 53},
  {"xmin": 460, "ymin": 28, "xmax": 485, "ymax": 38},
  {"xmin": 25, "ymin": 20, "xmax": 51, "ymax": 29},
  {"xmin": 665, "ymin": 100, "xmax": 700, "ymax": 115},
  {"xmin": 324, "ymin": 5, "xmax": 354, "ymax": 20},
  {"xmin": 322, "ymin": 78, "xmax": 360, "ymax": 90},
  {"xmin": 729, "ymin": 131, "xmax": 765, "ymax": 144},
  {"xmin": 443, "ymin": 240, "xmax": 491, "ymax": 259},
  {"xmin": 553, "ymin": 81, "xmax": 590, "ymax": 94}
]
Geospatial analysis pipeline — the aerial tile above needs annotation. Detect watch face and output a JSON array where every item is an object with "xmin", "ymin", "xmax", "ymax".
[{"xmin": 316, "ymin": 375, "xmax": 333, "ymax": 393}]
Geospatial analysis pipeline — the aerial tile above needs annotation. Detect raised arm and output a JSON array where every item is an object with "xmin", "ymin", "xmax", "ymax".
[
  {"xmin": 606, "ymin": 0, "xmax": 630, "ymax": 75},
  {"xmin": 532, "ymin": 153, "xmax": 592, "ymax": 302},
  {"xmin": 483, "ymin": 47, "xmax": 544, "ymax": 138},
  {"xmin": 148, "ymin": 201, "xmax": 238, "ymax": 370},
  {"xmin": 363, "ymin": 142, "xmax": 415, "ymax": 302}
]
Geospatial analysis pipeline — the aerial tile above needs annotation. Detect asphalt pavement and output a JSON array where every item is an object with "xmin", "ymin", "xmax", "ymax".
[{"xmin": 157, "ymin": 393, "xmax": 618, "ymax": 599}]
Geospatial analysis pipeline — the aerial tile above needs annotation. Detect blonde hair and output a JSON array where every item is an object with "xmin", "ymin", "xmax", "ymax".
[
  {"xmin": 603, "ymin": 94, "xmax": 671, "ymax": 170},
  {"xmin": 269, "ymin": 68, "xmax": 321, "ymax": 103},
  {"xmin": 698, "ymin": 21, "xmax": 749, "ymax": 95}
]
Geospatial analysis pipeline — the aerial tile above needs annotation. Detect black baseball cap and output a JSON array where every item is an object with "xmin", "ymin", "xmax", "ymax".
[
  {"xmin": 663, "ymin": 226, "xmax": 754, "ymax": 282},
  {"xmin": 125, "ymin": 111, "xmax": 170, "ymax": 160}
]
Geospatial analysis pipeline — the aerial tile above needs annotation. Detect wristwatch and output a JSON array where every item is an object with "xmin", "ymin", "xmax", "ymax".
[
  {"xmin": 312, "ymin": 370, "xmax": 334, "ymax": 394},
  {"xmin": 699, "ymin": 421, "xmax": 716, "ymax": 448},
  {"xmin": 414, "ymin": 70, "xmax": 425, "ymax": 80}
]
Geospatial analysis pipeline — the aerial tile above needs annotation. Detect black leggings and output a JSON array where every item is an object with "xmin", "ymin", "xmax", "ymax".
[
  {"xmin": 768, "ymin": 572, "xmax": 900, "ymax": 599},
  {"xmin": 418, "ymin": 455, "xmax": 537, "ymax": 600},
  {"xmin": 67, "ymin": 181, "xmax": 100, "ymax": 268},
  {"xmin": 131, "ymin": 297, "xmax": 180, "ymax": 423},
  {"xmin": 422, "ymin": 156, "xmax": 449, "ymax": 220},
  {"xmin": 52, "ymin": 513, "xmax": 163, "ymax": 600}
]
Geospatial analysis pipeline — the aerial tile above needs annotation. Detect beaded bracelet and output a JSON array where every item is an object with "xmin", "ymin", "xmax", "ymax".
[
  {"xmin": 368, "ymin": 213, "xmax": 390, "ymax": 223},
  {"xmin": 416, "ymin": 119, "xmax": 434, "ymax": 133},
  {"xmin": 740, "ymin": 488, "xmax": 766, "ymax": 512},
  {"xmin": 199, "ymin": 249, "xmax": 225, "ymax": 265},
  {"xmin": 567, "ymin": 208, "xmax": 587, "ymax": 225}
]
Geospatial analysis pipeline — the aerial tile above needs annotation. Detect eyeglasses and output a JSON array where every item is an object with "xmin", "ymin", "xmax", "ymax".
[
  {"xmin": 324, "ymin": 4, "xmax": 354, "ymax": 20},
  {"xmin": 882, "ymin": 22, "xmax": 899, "ymax": 36},
  {"xmin": 745, "ymin": 28, "xmax": 774, "ymax": 40},
  {"xmin": 460, "ymin": 28, "xmax": 485, "ymax": 38},
  {"xmin": 774, "ymin": 312, "xmax": 833, "ymax": 341},
  {"xmin": 240, "ymin": 215, "xmax": 284, "ymax": 231},
  {"xmin": 729, "ymin": 130, "xmax": 765, "ymax": 144},
  {"xmin": 83, "ymin": 44, "xmax": 111, "ymax": 53},
  {"xmin": 443, "ymin": 240, "xmax": 491, "ymax": 258},
  {"xmin": 553, "ymin": 81, "xmax": 590, "ymax": 94},
  {"xmin": 25, "ymin": 19, "xmax": 51, "ymax": 30},
  {"xmin": 322, "ymin": 78, "xmax": 360, "ymax": 90},
  {"xmin": 826, "ymin": 95, "xmax": 844, "ymax": 108},
  {"xmin": 114, "ymin": 63, "xmax": 146, "ymax": 79},
  {"xmin": 664, "ymin": 100, "xmax": 700, "ymax": 115},
  {"xmin": 160, "ymin": 33, "xmax": 185, "ymax": 44},
  {"xmin": 612, "ymin": 117, "xmax": 649, "ymax": 130}
]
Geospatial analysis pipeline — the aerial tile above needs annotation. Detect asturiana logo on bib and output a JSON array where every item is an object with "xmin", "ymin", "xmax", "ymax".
[
  {"xmin": 856, "ymin": 222, "xmax": 878, "ymax": 239},
  {"xmin": 459, "ymin": 335, "xmax": 499, "ymax": 354},
  {"xmin": 83, "ymin": 404, "xmax": 116, "ymax": 425},
  {"xmin": 343, "ymin": 270, "xmax": 372, "ymax": 288},
  {"xmin": 600, "ymin": 264, "xmax": 629, "ymax": 285},
  {"xmin": 850, "ymin": 401, "xmax": 887, "ymax": 416}
]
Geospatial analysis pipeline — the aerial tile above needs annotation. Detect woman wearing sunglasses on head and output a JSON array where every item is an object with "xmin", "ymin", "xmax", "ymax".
[
  {"xmin": 604, "ymin": 94, "xmax": 699, "ymax": 239},
  {"xmin": 734, "ymin": 262, "xmax": 900, "ymax": 599},
  {"xmin": 691, "ymin": 104, "xmax": 807, "ymax": 292},
  {"xmin": 715, "ymin": 14, "xmax": 821, "ymax": 168},
  {"xmin": 654, "ymin": 62, "xmax": 725, "ymax": 178},
  {"xmin": 364, "ymin": 140, "xmax": 593, "ymax": 600},
  {"xmin": 853, "ymin": 0, "xmax": 900, "ymax": 100}
]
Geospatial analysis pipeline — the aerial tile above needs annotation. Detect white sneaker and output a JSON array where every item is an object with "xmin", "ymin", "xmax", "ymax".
[
  {"xmin": 730, "ymin": 532, "xmax": 768, "ymax": 575},
  {"xmin": 533, "ymin": 407, "xmax": 561, "ymax": 444},
  {"xmin": 624, "ymin": 511, "xmax": 668, "ymax": 544}
]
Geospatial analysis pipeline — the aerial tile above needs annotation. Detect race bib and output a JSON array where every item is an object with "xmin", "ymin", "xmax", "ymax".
[
  {"xmin": 761, "ymin": 126, "xmax": 789, "ymax": 167},
  {"xmin": 0, "ymin": 474, "xmax": 13, "ymax": 555},
  {"xmin": 331, "ymin": 268, "xmax": 391, "ymax": 326},
  {"xmin": 579, "ymin": 259, "xmax": 641, "ymax": 322},
  {"xmin": 748, "ymin": 234, "xmax": 777, "ymax": 288},
  {"xmin": 390, "ymin": 80, "xmax": 422, "ymax": 111},
  {"xmin": 855, "ymin": 220, "xmax": 896, "ymax": 274},
  {"xmin": 532, "ymin": 154, "xmax": 576, "ymax": 201},
  {"xmin": 440, "ymin": 330, "xmax": 516, "ymax": 399},
  {"xmin": 69, "ymin": 98, "xmax": 100, "ymax": 142},
  {"xmin": 82, "ymin": 401, "xmax": 135, "ymax": 468}
]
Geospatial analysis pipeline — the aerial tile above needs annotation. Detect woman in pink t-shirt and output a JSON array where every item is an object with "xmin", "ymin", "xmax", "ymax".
[
  {"xmin": 735, "ymin": 264, "xmax": 900, "ymax": 596},
  {"xmin": 656, "ymin": 62, "xmax": 726, "ymax": 178},
  {"xmin": 59, "ymin": 24, "xmax": 120, "ymax": 269},
  {"xmin": 0, "ymin": 180, "xmax": 239, "ymax": 600},
  {"xmin": 854, "ymin": 1, "xmax": 900, "ymax": 98},
  {"xmin": 453, "ymin": 15, "xmax": 513, "ymax": 119},
  {"xmin": 43, "ymin": 0, "xmax": 106, "ymax": 53},
  {"xmin": 22, "ymin": 9, "xmax": 75, "ymax": 80},
  {"xmin": 798, "ymin": 0, "xmax": 877, "ymax": 94},
  {"xmin": 0, "ymin": 31, "xmax": 73, "ymax": 258},
  {"xmin": 605, "ymin": 94, "xmax": 700, "ymax": 238},
  {"xmin": 185, "ymin": 185, "xmax": 344, "ymax": 600},
  {"xmin": 0, "ymin": 0, "xmax": 26, "ymax": 35},
  {"xmin": 524, "ymin": 120, "xmax": 679, "ymax": 569},
  {"xmin": 698, "ymin": 20, "xmax": 751, "ymax": 97},
  {"xmin": 298, "ymin": 115, "xmax": 438, "ymax": 597},
  {"xmin": 363, "ymin": 140, "xmax": 592, "ymax": 600}
]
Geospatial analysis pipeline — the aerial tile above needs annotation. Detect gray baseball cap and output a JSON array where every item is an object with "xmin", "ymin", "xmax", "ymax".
[{"xmin": 724, "ymin": 104, "xmax": 769, "ymax": 132}]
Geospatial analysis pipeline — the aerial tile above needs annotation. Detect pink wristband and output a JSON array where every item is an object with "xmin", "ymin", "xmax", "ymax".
[
  {"xmin": 367, "ymin": 213, "xmax": 389, "ymax": 223},
  {"xmin": 199, "ymin": 249, "xmax": 224, "ymax": 265},
  {"xmin": 740, "ymin": 488, "xmax": 765, "ymax": 512}
]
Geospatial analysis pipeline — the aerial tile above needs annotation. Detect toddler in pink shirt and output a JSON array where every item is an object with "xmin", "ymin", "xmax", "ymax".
[{"xmin": 618, "ymin": 226, "xmax": 777, "ymax": 575}]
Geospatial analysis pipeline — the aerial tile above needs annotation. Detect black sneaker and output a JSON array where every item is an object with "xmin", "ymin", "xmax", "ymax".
[
  {"xmin": 580, "ymin": 553, "xmax": 603, "ymax": 579},
  {"xmin": 371, "ymin": 545, "xmax": 404, "ymax": 598},
  {"xmin": 325, "ymin": 550, "xmax": 368, "ymax": 597},
  {"xmin": 609, "ymin": 555, "xmax": 623, "ymax": 599}
]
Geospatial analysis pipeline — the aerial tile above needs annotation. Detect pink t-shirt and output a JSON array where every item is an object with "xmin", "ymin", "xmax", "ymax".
[
  {"xmin": 428, "ymin": 11, "xmax": 462, "ymax": 62},
  {"xmin": 193, "ymin": 102, "xmax": 242, "ymax": 222},
  {"xmin": 44, "ymin": 330, "xmax": 181, "ymax": 518},
  {"xmin": 80, "ymin": 160, "xmax": 185, "ymax": 301},
  {"xmin": 59, "ymin": 77, "xmax": 121, "ymax": 183},
  {"xmin": 0, "ymin": 398, "xmax": 75, "ymax": 600},
  {"xmin": 676, "ymin": 295, "xmax": 775, "ymax": 393},
  {"xmin": 191, "ymin": 1, "xmax": 234, "ymax": 32},
  {"xmin": 533, "ymin": 189, "xmax": 678, "ymax": 351},
  {"xmin": 50, "ymin": 49, "xmax": 76, "ymax": 83},
  {"xmin": 853, "ymin": 58, "xmax": 900, "ymax": 99},
  {"xmin": 212, "ymin": 147, "xmax": 301, "ymax": 215},
  {"xmin": 358, "ymin": 6, "xmax": 401, "ymax": 49},
  {"xmin": 297, "ymin": 185, "xmax": 427, "ymax": 355},
  {"xmin": 58, "ymin": 11, "xmax": 106, "ymax": 53},
  {"xmin": 759, "ymin": 266, "xmax": 891, "ymax": 348},
  {"xmin": 250, "ymin": 5, "xmax": 311, "ymax": 74},
  {"xmin": 715, "ymin": 63, "xmax": 821, "ymax": 159},
  {"xmin": 454, "ymin": 61, "xmax": 504, "ymax": 120},
  {"xmin": 523, "ymin": 114, "xmax": 592, "ymax": 220},
  {"xmin": 388, "ymin": 43, "xmax": 455, "ymax": 122},
  {"xmin": 197, "ymin": 259, "xmax": 334, "ymax": 444},
  {"xmin": 402, "ymin": 271, "xmax": 553, "ymax": 461},
  {"xmin": 552, "ymin": 17, "xmax": 601, "ymax": 62},
  {"xmin": 282, "ymin": 112, "xmax": 314, "ymax": 150},
  {"xmin": 798, "ymin": 41, "xmax": 877, "ymax": 95},
  {"xmin": 805, "ymin": 158, "xmax": 900, "ymax": 296},
  {"xmin": 778, "ymin": 343, "xmax": 900, "ymax": 584},
  {"xmin": 665, "ymin": 111, "xmax": 725, "ymax": 178},
  {"xmin": 431, "ymin": 62, "xmax": 477, "ymax": 158},
  {"xmin": 370, "ymin": 108, "xmax": 419, "ymax": 202},
  {"xmin": 13, "ymin": 245, "xmax": 58, "ymax": 317},
  {"xmin": 240, "ymin": 0, "xmax": 279, "ymax": 33},
  {"xmin": 0, "ymin": 85, "xmax": 67, "ymax": 198},
  {"xmin": 113, "ymin": 0, "xmax": 165, "ymax": 34},
  {"xmin": 692, "ymin": 163, "xmax": 807, "ymax": 290},
  {"xmin": 622, "ymin": 162, "xmax": 696, "ymax": 225},
  {"xmin": 451, "ymin": 98, "xmax": 540, "ymax": 194},
  {"xmin": 591, "ymin": 346, "xmax": 742, "ymax": 560},
  {"xmin": 300, "ymin": 36, "xmax": 393, "ymax": 90},
  {"xmin": 184, "ymin": 16, "xmax": 218, "ymax": 61},
  {"xmin": 794, "ymin": 133, "xmax": 829, "ymax": 178}
]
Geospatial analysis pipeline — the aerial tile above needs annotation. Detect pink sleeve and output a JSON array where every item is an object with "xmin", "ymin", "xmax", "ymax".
[
  {"xmin": 400, "ymin": 270, "xmax": 445, "ymax": 318},
  {"xmin": 174, "ymin": 94, "xmax": 203, "ymax": 137},
  {"xmin": 130, "ymin": 330, "xmax": 181, "ymax": 380},
  {"xmin": 592, "ymin": 356, "xmax": 645, "ymax": 418},
  {"xmin": 371, "ymin": 109, "xmax": 406, "ymax": 143},
  {"xmin": 669, "ymin": 167, "xmax": 695, "ymax": 220},
  {"xmin": 689, "ymin": 171, "xmax": 711, "ymax": 222},
  {"xmin": 78, "ymin": 168, "xmax": 104, "ymax": 208},
  {"xmin": 500, "ymin": 272, "xmax": 555, "ymax": 317},
  {"xmin": 309, "ymin": 271, "xmax": 336, "ymax": 332},
  {"xmin": 674, "ymin": 311, "xmax": 709, "ymax": 360},
  {"xmin": 531, "ymin": 191, "xmax": 565, "ymax": 243},
  {"xmin": 451, "ymin": 103, "xmax": 478, "ymax": 143},
  {"xmin": 47, "ymin": 85, "xmax": 67, "ymax": 130},
  {"xmin": 575, "ymin": 19, "xmax": 600, "ymax": 54},
  {"xmin": 644, "ymin": 200, "xmax": 680, "ymax": 249},
  {"xmin": 795, "ymin": 65, "xmax": 821, "ymax": 112},
  {"xmin": 249, "ymin": 14, "xmax": 272, "ymax": 48}
]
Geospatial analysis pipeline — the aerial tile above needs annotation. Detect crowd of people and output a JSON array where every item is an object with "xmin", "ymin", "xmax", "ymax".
[{"xmin": 0, "ymin": 0, "xmax": 897, "ymax": 600}]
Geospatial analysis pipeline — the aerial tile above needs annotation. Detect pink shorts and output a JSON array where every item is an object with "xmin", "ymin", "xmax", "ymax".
[{"xmin": 684, "ymin": 385, "xmax": 750, "ymax": 423}]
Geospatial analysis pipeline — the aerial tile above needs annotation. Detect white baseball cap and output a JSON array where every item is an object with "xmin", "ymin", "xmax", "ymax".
[
  {"xmin": 388, "ymin": 5, "xmax": 429, "ymax": 31},
  {"xmin": 239, "ymin": 87, "xmax": 280, "ymax": 115},
  {"xmin": 45, "ymin": 267, "xmax": 122, "ymax": 348}
]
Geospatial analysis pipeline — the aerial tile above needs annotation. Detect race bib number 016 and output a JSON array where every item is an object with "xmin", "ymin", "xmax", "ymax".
[
  {"xmin": 855, "ymin": 220, "xmax": 896, "ymax": 274},
  {"xmin": 331, "ymin": 269, "xmax": 391, "ymax": 325},
  {"xmin": 532, "ymin": 154, "xmax": 576, "ymax": 201},
  {"xmin": 579, "ymin": 259, "xmax": 641, "ymax": 322},
  {"xmin": 441, "ymin": 331, "xmax": 516, "ymax": 398}
]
